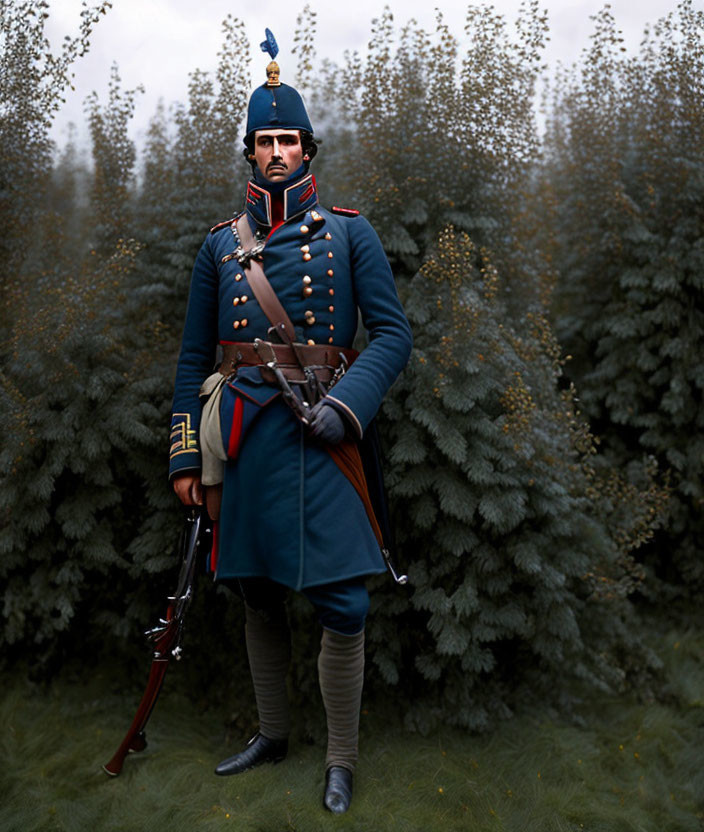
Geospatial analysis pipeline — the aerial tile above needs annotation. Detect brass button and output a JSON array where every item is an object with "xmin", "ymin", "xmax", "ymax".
[
  {"xmin": 303, "ymin": 252, "xmax": 312, "ymax": 261},
  {"xmin": 305, "ymin": 315, "xmax": 316, "ymax": 325},
  {"xmin": 233, "ymin": 321, "xmax": 240, "ymax": 329},
  {"xmin": 305, "ymin": 309, "xmax": 314, "ymax": 317},
  {"xmin": 307, "ymin": 339, "xmax": 315, "ymax": 345},
  {"xmin": 327, "ymin": 251, "xmax": 333, "ymax": 259},
  {"xmin": 327, "ymin": 269, "xmax": 334, "ymax": 276},
  {"xmin": 235, "ymin": 273, "xmax": 243, "ymax": 281},
  {"xmin": 300, "ymin": 225, "xmax": 309, "ymax": 234},
  {"xmin": 233, "ymin": 297, "xmax": 239, "ymax": 306},
  {"xmin": 303, "ymin": 286, "xmax": 313, "ymax": 297},
  {"xmin": 329, "ymin": 305, "xmax": 334, "ymax": 313},
  {"xmin": 240, "ymin": 295, "xmax": 248, "ymax": 303},
  {"xmin": 311, "ymin": 210, "xmax": 321, "ymax": 221},
  {"xmin": 241, "ymin": 318, "xmax": 248, "ymax": 327},
  {"xmin": 329, "ymin": 324, "xmax": 335, "ymax": 331},
  {"xmin": 329, "ymin": 288, "xmax": 335, "ymax": 296},
  {"xmin": 302, "ymin": 275, "xmax": 312, "ymax": 285},
  {"xmin": 300, "ymin": 244, "xmax": 310, "ymax": 253},
  {"xmin": 324, "ymin": 232, "xmax": 332, "ymax": 240},
  {"xmin": 328, "ymin": 337, "xmax": 334, "ymax": 344}
]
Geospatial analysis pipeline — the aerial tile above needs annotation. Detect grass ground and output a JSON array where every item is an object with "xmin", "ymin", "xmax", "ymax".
[{"xmin": 1, "ymin": 630, "xmax": 702, "ymax": 832}]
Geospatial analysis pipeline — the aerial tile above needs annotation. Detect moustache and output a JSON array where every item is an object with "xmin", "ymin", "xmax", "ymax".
[{"xmin": 267, "ymin": 160, "xmax": 287, "ymax": 172}]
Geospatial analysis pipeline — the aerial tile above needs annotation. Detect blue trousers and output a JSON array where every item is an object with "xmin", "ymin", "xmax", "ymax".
[{"xmin": 233, "ymin": 576, "xmax": 369, "ymax": 635}]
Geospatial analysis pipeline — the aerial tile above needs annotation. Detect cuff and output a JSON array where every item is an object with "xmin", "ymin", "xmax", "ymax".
[
  {"xmin": 169, "ymin": 412, "xmax": 202, "ymax": 479},
  {"xmin": 168, "ymin": 464, "xmax": 202, "ymax": 483}
]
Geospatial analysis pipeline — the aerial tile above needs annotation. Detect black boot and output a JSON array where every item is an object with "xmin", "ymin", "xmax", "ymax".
[
  {"xmin": 324, "ymin": 765, "xmax": 353, "ymax": 814},
  {"xmin": 214, "ymin": 732, "xmax": 288, "ymax": 776}
]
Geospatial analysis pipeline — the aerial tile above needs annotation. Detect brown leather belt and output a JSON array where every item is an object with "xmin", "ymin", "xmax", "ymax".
[{"xmin": 219, "ymin": 341, "xmax": 358, "ymax": 384}]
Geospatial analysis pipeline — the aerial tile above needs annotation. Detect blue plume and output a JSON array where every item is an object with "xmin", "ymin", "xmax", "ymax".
[{"xmin": 260, "ymin": 28, "xmax": 279, "ymax": 60}]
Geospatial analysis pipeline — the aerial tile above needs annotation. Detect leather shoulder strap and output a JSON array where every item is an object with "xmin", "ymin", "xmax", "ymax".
[
  {"xmin": 235, "ymin": 212, "xmax": 257, "ymax": 250},
  {"xmin": 235, "ymin": 215, "xmax": 296, "ymax": 343}
]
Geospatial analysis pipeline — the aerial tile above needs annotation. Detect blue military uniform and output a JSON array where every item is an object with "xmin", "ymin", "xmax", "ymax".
[{"xmin": 169, "ymin": 176, "xmax": 412, "ymax": 589}]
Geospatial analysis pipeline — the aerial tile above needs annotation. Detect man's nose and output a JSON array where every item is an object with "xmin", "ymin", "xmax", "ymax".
[{"xmin": 271, "ymin": 138, "xmax": 281, "ymax": 157}]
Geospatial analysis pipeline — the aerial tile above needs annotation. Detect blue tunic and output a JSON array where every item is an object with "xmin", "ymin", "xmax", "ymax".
[{"xmin": 169, "ymin": 198, "xmax": 412, "ymax": 590}]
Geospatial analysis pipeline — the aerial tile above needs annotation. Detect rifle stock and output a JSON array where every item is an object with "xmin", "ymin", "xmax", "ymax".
[{"xmin": 103, "ymin": 508, "xmax": 211, "ymax": 776}]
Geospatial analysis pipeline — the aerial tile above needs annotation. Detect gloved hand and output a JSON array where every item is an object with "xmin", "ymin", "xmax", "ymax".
[{"xmin": 308, "ymin": 400, "xmax": 345, "ymax": 445}]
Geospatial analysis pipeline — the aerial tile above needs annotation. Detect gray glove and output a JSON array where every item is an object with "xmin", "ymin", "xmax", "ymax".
[{"xmin": 308, "ymin": 400, "xmax": 345, "ymax": 445}]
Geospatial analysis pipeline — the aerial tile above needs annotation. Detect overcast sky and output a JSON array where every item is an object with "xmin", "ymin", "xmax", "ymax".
[{"xmin": 46, "ymin": 0, "xmax": 687, "ymax": 151}]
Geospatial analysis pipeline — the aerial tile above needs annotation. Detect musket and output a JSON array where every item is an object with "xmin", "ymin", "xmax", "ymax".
[{"xmin": 103, "ymin": 507, "xmax": 212, "ymax": 776}]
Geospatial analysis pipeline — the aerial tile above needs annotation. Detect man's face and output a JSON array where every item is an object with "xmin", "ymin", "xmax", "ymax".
[{"xmin": 253, "ymin": 130, "xmax": 303, "ymax": 182}]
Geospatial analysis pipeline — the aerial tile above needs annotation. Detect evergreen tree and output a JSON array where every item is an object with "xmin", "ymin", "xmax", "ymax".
[
  {"xmin": 84, "ymin": 62, "xmax": 142, "ymax": 252},
  {"xmin": 306, "ymin": 3, "xmax": 548, "ymax": 312},
  {"xmin": 135, "ymin": 14, "xmax": 250, "ymax": 306},
  {"xmin": 544, "ymin": 1, "xmax": 704, "ymax": 594},
  {"xmin": 367, "ymin": 227, "xmax": 666, "ymax": 731},
  {"xmin": 0, "ymin": 238, "xmax": 155, "ymax": 657},
  {"xmin": 0, "ymin": 0, "xmax": 110, "ymax": 324},
  {"xmin": 46, "ymin": 123, "xmax": 92, "ymax": 264},
  {"xmin": 0, "ymin": 10, "xmax": 159, "ymax": 665}
]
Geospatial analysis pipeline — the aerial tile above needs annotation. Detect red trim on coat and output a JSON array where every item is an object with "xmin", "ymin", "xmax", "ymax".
[
  {"xmin": 267, "ymin": 193, "xmax": 285, "ymax": 237},
  {"xmin": 299, "ymin": 183, "xmax": 315, "ymax": 203},
  {"xmin": 210, "ymin": 218, "xmax": 236, "ymax": 234},
  {"xmin": 227, "ymin": 396, "xmax": 244, "ymax": 458},
  {"xmin": 209, "ymin": 521, "xmax": 219, "ymax": 573}
]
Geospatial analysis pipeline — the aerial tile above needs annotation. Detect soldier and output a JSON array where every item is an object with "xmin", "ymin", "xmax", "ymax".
[{"xmin": 169, "ymin": 32, "xmax": 412, "ymax": 814}]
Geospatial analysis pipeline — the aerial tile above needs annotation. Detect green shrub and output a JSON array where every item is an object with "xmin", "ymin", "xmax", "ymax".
[{"xmin": 544, "ymin": 1, "xmax": 704, "ymax": 595}]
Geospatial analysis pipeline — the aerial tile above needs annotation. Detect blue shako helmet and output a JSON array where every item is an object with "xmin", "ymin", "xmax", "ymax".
[
  {"xmin": 245, "ymin": 82, "xmax": 314, "ymax": 140},
  {"xmin": 244, "ymin": 28, "xmax": 314, "ymax": 143}
]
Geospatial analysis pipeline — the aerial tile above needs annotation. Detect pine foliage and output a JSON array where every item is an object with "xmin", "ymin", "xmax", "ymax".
[
  {"xmin": 0, "ymin": 0, "xmax": 111, "ymax": 321},
  {"xmin": 0, "ymin": 239, "xmax": 161, "ymax": 650},
  {"xmin": 134, "ymin": 14, "xmax": 250, "ymax": 331},
  {"xmin": 369, "ymin": 227, "xmax": 665, "ymax": 731},
  {"xmin": 307, "ymin": 3, "xmax": 548, "ymax": 299},
  {"xmin": 85, "ymin": 62, "xmax": 142, "ymax": 251},
  {"xmin": 544, "ymin": 1, "xmax": 704, "ymax": 592}
]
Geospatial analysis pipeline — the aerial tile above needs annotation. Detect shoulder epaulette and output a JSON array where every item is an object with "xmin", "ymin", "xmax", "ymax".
[
  {"xmin": 330, "ymin": 206, "xmax": 360, "ymax": 218},
  {"xmin": 210, "ymin": 215, "xmax": 238, "ymax": 234}
]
